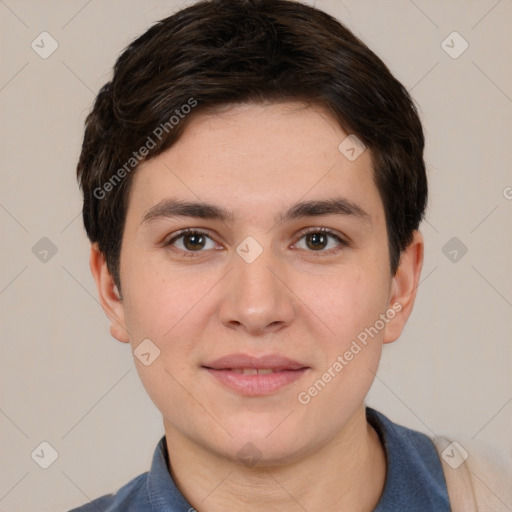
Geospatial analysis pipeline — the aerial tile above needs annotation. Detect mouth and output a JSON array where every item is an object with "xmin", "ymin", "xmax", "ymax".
[
  {"xmin": 202, "ymin": 353, "xmax": 310, "ymax": 396},
  {"xmin": 228, "ymin": 368, "xmax": 281, "ymax": 375}
]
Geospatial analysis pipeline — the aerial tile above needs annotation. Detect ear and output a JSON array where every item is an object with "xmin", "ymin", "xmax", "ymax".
[
  {"xmin": 383, "ymin": 230, "xmax": 424, "ymax": 344},
  {"xmin": 89, "ymin": 243, "xmax": 130, "ymax": 343}
]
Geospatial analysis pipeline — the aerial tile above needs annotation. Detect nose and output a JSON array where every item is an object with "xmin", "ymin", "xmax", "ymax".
[{"xmin": 218, "ymin": 241, "xmax": 296, "ymax": 336}]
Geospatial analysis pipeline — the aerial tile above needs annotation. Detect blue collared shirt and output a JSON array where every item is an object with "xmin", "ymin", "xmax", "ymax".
[{"xmin": 69, "ymin": 407, "xmax": 450, "ymax": 511}]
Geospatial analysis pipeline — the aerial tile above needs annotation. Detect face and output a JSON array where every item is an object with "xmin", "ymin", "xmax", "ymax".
[{"xmin": 94, "ymin": 102, "xmax": 420, "ymax": 465}]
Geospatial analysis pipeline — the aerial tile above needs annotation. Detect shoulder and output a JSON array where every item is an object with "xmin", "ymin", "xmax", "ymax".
[
  {"xmin": 367, "ymin": 407, "xmax": 447, "ymax": 474},
  {"xmin": 67, "ymin": 472, "xmax": 149, "ymax": 512},
  {"xmin": 367, "ymin": 407, "xmax": 450, "ymax": 511},
  {"xmin": 432, "ymin": 435, "xmax": 512, "ymax": 512}
]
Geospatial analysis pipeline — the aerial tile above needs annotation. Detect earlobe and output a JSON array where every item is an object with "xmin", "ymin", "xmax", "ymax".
[
  {"xmin": 89, "ymin": 243, "xmax": 130, "ymax": 343},
  {"xmin": 383, "ymin": 231, "xmax": 424, "ymax": 344}
]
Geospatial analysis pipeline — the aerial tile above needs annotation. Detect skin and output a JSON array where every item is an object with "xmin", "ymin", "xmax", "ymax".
[{"xmin": 91, "ymin": 101, "xmax": 424, "ymax": 511}]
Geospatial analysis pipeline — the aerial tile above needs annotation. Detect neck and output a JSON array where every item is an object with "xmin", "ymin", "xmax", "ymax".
[{"xmin": 164, "ymin": 405, "xmax": 386, "ymax": 512}]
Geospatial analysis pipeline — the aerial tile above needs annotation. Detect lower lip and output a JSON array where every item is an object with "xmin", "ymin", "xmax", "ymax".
[{"xmin": 204, "ymin": 368, "xmax": 308, "ymax": 396}]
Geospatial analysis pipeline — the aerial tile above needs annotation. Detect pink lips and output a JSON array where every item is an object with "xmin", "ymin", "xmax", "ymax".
[{"xmin": 202, "ymin": 353, "xmax": 309, "ymax": 396}]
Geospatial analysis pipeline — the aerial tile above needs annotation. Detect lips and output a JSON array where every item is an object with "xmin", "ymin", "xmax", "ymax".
[{"xmin": 202, "ymin": 353, "xmax": 309, "ymax": 396}]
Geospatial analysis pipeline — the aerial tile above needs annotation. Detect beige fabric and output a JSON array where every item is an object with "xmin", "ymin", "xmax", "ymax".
[{"xmin": 432, "ymin": 436, "xmax": 512, "ymax": 512}]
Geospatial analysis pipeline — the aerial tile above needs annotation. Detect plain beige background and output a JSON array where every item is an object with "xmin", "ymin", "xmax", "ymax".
[{"xmin": 0, "ymin": 0, "xmax": 511, "ymax": 510}]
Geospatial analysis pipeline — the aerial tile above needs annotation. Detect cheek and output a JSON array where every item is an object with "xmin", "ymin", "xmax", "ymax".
[
  {"xmin": 315, "ymin": 264, "xmax": 391, "ymax": 341},
  {"xmin": 120, "ymin": 273, "xmax": 168, "ymax": 341},
  {"xmin": 120, "ymin": 248, "xmax": 202, "ymax": 340}
]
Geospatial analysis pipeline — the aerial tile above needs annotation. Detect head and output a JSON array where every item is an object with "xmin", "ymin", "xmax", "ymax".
[{"xmin": 79, "ymin": 0, "xmax": 426, "ymax": 464}]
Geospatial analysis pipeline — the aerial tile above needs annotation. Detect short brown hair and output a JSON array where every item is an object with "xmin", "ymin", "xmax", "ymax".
[{"xmin": 77, "ymin": 0, "xmax": 427, "ymax": 288}]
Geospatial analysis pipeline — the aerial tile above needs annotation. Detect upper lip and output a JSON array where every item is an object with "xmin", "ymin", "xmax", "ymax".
[{"xmin": 202, "ymin": 353, "xmax": 308, "ymax": 371}]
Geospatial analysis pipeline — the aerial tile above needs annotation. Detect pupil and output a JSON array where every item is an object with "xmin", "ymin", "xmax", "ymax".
[
  {"xmin": 185, "ymin": 234, "xmax": 204, "ymax": 250},
  {"xmin": 307, "ymin": 233, "xmax": 327, "ymax": 250}
]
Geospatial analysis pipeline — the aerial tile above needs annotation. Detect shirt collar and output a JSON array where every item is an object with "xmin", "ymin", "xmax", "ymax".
[
  {"xmin": 146, "ymin": 436, "xmax": 194, "ymax": 512},
  {"xmin": 145, "ymin": 407, "xmax": 449, "ymax": 511}
]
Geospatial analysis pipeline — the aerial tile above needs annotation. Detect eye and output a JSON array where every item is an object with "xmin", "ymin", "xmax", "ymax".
[
  {"xmin": 165, "ymin": 229, "xmax": 218, "ymax": 255},
  {"xmin": 294, "ymin": 227, "xmax": 348, "ymax": 254},
  {"xmin": 164, "ymin": 227, "xmax": 348, "ymax": 257}
]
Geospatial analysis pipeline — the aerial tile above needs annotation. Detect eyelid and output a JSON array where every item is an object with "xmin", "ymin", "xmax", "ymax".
[
  {"xmin": 164, "ymin": 228, "xmax": 218, "ymax": 247},
  {"xmin": 298, "ymin": 226, "xmax": 348, "ymax": 242}
]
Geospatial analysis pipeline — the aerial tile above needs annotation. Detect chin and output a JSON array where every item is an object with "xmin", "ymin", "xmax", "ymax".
[
  {"xmin": 213, "ymin": 422, "xmax": 314, "ymax": 467},
  {"xmin": 216, "ymin": 439, "xmax": 308, "ymax": 469}
]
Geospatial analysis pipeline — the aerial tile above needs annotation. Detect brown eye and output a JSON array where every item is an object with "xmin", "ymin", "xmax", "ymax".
[
  {"xmin": 166, "ymin": 229, "xmax": 217, "ymax": 254},
  {"xmin": 182, "ymin": 233, "xmax": 206, "ymax": 251},
  {"xmin": 305, "ymin": 232, "xmax": 329, "ymax": 250},
  {"xmin": 295, "ymin": 228, "xmax": 347, "ymax": 254}
]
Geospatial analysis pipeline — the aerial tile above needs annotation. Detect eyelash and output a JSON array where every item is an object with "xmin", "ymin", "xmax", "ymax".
[{"xmin": 164, "ymin": 227, "xmax": 349, "ymax": 258}]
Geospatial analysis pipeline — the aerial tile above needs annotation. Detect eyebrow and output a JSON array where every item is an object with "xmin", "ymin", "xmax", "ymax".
[{"xmin": 142, "ymin": 197, "xmax": 370, "ymax": 225}]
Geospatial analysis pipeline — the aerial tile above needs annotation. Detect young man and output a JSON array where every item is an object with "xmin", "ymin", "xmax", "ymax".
[{"xmin": 71, "ymin": 1, "xmax": 510, "ymax": 510}]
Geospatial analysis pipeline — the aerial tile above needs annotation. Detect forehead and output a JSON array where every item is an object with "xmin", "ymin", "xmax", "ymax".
[{"xmin": 127, "ymin": 101, "xmax": 384, "ymax": 225}]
